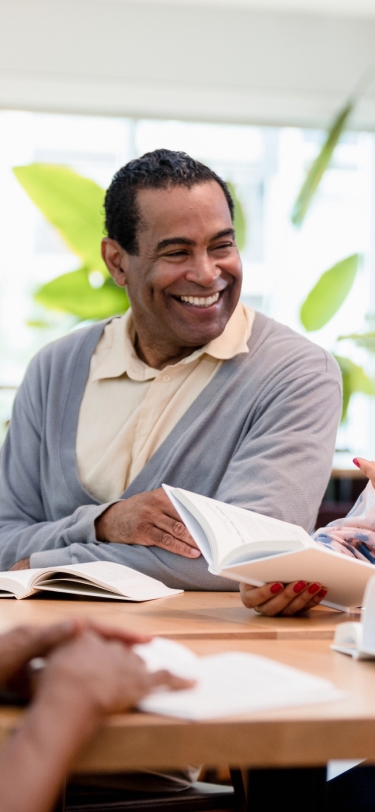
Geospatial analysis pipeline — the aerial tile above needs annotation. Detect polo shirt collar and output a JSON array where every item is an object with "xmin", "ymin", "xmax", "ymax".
[{"xmin": 92, "ymin": 302, "xmax": 254, "ymax": 383}]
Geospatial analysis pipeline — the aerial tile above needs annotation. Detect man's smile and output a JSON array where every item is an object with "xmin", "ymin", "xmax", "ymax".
[{"xmin": 173, "ymin": 291, "xmax": 221, "ymax": 308}]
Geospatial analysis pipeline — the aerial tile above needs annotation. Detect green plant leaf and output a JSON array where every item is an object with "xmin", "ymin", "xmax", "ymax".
[
  {"xmin": 334, "ymin": 354, "xmax": 375, "ymax": 422},
  {"xmin": 34, "ymin": 267, "xmax": 129, "ymax": 320},
  {"xmin": 226, "ymin": 181, "xmax": 246, "ymax": 251},
  {"xmin": 291, "ymin": 102, "xmax": 354, "ymax": 227},
  {"xmin": 13, "ymin": 164, "xmax": 107, "ymax": 272},
  {"xmin": 26, "ymin": 319, "xmax": 53, "ymax": 329},
  {"xmin": 337, "ymin": 331, "xmax": 375, "ymax": 352},
  {"xmin": 300, "ymin": 253, "xmax": 359, "ymax": 332}
]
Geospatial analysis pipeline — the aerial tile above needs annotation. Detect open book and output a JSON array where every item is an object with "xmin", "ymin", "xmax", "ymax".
[
  {"xmin": 332, "ymin": 575, "xmax": 375, "ymax": 659},
  {"xmin": 135, "ymin": 637, "xmax": 343, "ymax": 719},
  {"xmin": 164, "ymin": 485, "xmax": 375, "ymax": 611},
  {"xmin": 0, "ymin": 561, "xmax": 182, "ymax": 601}
]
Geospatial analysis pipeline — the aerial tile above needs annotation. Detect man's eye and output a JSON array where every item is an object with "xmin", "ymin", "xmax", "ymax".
[
  {"xmin": 164, "ymin": 250, "xmax": 188, "ymax": 257},
  {"xmin": 213, "ymin": 242, "xmax": 233, "ymax": 250}
]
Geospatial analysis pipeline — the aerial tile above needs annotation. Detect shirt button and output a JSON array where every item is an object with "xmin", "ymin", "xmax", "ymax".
[
  {"xmin": 162, "ymin": 374, "xmax": 170, "ymax": 382},
  {"xmin": 139, "ymin": 428, "xmax": 147, "ymax": 436}
]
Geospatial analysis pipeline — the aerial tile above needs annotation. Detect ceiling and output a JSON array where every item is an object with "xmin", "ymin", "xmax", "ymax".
[
  {"xmin": 98, "ymin": 0, "xmax": 375, "ymax": 20},
  {"xmin": 1, "ymin": 0, "xmax": 375, "ymax": 127}
]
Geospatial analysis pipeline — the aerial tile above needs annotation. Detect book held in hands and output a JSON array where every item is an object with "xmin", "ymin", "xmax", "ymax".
[
  {"xmin": 0, "ymin": 561, "xmax": 182, "ymax": 601},
  {"xmin": 164, "ymin": 484, "xmax": 375, "ymax": 611}
]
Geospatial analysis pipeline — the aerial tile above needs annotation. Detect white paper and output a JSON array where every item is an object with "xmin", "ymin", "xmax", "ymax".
[
  {"xmin": 137, "ymin": 641, "xmax": 343, "ymax": 720},
  {"xmin": 134, "ymin": 638, "xmax": 199, "ymax": 679}
]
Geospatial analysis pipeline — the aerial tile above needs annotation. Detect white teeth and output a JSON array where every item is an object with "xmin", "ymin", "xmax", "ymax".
[{"xmin": 179, "ymin": 292, "xmax": 220, "ymax": 307}]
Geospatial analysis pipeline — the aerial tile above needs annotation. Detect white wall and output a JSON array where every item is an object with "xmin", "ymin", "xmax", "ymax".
[{"xmin": 1, "ymin": 0, "xmax": 375, "ymax": 127}]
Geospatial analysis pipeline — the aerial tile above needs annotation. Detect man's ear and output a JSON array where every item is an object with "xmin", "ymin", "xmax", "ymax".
[{"xmin": 101, "ymin": 238, "xmax": 128, "ymax": 287}]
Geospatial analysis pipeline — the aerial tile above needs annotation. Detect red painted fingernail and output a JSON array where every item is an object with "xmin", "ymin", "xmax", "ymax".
[
  {"xmin": 270, "ymin": 582, "xmax": 283, "ymax": 594},
  {"xmin": 308, "ymin": 583, "xmax": 320, "ymax": 594},
  {"xmin": 317, "ymin": 588, "xmax": 328, "ymax": 598},
  {"xmin": 353, "ymin": 458, "xmax": 360, "ymax": 468},
  {"xmin": 293, "ymin": 581, "xmax": 307, "ymax": 594}
]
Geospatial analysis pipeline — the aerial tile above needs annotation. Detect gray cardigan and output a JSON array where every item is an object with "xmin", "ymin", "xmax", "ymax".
[{"xmin": 0, "ymin": 312, "xmax": 342, "ymax": 589}]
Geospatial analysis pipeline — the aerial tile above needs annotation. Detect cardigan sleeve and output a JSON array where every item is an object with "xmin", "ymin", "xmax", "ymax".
[
  {"xmin": 215, "ymin": 354, "xmax": 342, "ymax": 534},
  {"xmin": 0, "ymin": 371, "xmax": 113, "ymax": 571}
]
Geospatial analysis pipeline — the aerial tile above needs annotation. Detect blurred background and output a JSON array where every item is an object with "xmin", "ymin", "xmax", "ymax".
[{"xmin": 1, "ymin": 0, "xmax": 375, "ymax": 499}]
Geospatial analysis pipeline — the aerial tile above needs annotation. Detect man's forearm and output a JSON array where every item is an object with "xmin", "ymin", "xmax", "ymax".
[{"xmin": 0, "ymin": 683, "xmax": 102, "ymax": 812}]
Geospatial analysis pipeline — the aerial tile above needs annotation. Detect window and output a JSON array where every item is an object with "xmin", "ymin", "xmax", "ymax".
[{"xmin": 0, "ymin": 110, "xmax": 373, "ymax": 460}]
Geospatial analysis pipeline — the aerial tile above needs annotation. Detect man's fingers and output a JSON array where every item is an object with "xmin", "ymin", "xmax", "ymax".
[
  {"xmin": 143, "ymin": 524, "xmax": 201, "ymax": 558},
  {"xmin": 20, "ymin": 620, "xmax": 80, "ymax": 657},
  {"xmin": 157, "ymin": 514, "xmax": 198, "ymax": 549},
  {"xmin": 354, "ymin": 457, "xmax": 375, "ymax": 487},
  {"xmin": 87, "ymin": 621, "xmax": 152, "ymax": 646},
  {"xmin": 151, "ymin": 669, "xmax": 196, "ymax": 692},
  {"xmin": 152, "ymin": 489, "xmax": 198, "ymax": 548},
  {"xmin": 0, "ymin": 621, "xmax": 80, "ymax": 683}
]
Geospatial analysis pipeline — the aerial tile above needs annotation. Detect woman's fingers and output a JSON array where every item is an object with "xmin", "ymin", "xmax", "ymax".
[
  {"xmin": 354, "ymin": 457, "xmax": 375, "ymax": 488},
  {"xmin": 279, "ymin": 584, "xmax": 326, "ymax": 616},
  {"xmin": 240, "ymin": 582, "xmax": 285, "ymax": 609},
  {"xmin": 240, "ymin": 581, "xmax": 327, "ymax": 616}
]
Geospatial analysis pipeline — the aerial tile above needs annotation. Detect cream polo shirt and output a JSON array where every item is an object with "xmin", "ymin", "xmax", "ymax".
[{"xmin": 76, "ymin": 302, "xmax": 254, "ymax": 503}]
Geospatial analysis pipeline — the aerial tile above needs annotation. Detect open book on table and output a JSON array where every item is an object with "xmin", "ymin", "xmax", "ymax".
[
  {"xmin": 331, "ymin": 575, "xmax": 375, "ymax": 659},
  {"xmin": 163, "ymin": 484, "xmax": 375, "ymax": 611},
  {"xmin": 135, "ymin": 637, "xmax": 343, "ymax": 719},
  {"xmin": 0, "ymin": 561, "xmax": 182, "ymax": 601}
]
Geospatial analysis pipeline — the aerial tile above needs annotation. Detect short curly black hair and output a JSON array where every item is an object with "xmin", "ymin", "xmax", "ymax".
[{"xmin": 104, "ymin": 149, "xmax": 234, "ymax": 255}]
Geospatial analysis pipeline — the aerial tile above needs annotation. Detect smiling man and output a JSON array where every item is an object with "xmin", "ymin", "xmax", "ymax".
[{"xmin": 0, "ymin": 149, "xmax": 342, "ymax": 591}]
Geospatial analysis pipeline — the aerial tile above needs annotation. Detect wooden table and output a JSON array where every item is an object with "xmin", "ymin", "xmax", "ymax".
[
  {"xmin": 62, "ymin": 638, "xmax": 375, "ymax": 773},
  {"xmin": 0, "ymin": 636, "xmax": 372, "ymax": 770},
  {"xmin": 0, "ymin": 636, "xmax": 373, "ymax": 809},
  {"xmin": 0, "ymin": 593, "xmax": 359, "ymax": 640}
]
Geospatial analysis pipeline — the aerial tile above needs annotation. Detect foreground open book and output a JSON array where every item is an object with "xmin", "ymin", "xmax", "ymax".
[
  {"xmin": 135, "ymin": 638, "xmax": 343, "ymax": 719},
  {"xmin": 0, "ymin": 561, "xmax": 182, "ymax": 601},
  {"xmin": 164, "ymin": 485, "xmax": 375, "ymax": 611},
  {"xmin": 332, "ymin": 575, "xmax": 375, "ymax": 659}
]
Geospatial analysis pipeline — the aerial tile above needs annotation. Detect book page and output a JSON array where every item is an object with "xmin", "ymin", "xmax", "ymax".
[
  {"xmin": 139, "ymin": 650, "xmax": 343, "ymax": 720},
  {"xmin": 36, "ymin": 562, "xmax": 182, "ymax": 601},
  {"xmin": 168, "ymin": 488, "xmax": 309, "ymax": 570},
  {"xmin": 0, "ymin": 568, "xmax": 45, "ymax": 598}
]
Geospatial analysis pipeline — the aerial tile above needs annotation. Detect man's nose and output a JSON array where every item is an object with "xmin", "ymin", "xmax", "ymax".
[{"xmin": 185, "ymin": 255, "xmax": 220, "ymax": 287}]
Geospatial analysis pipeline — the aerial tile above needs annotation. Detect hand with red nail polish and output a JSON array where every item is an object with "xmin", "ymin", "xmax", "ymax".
[
  {"xmin": 293, "ymin": 581, "xmax": 307, "ymax": 594},
  {"xmin": 352, "ymin": 457, "xmax": 375, "ymax": 490},
  {"xmin": 240, "ymin": 579, "xmax": 327, "ymax": 616}
]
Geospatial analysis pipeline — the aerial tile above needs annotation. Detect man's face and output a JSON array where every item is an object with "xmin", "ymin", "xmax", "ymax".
[{"xmin": 107, "ymin": 181, "xmax": 242, "ymax": 351}]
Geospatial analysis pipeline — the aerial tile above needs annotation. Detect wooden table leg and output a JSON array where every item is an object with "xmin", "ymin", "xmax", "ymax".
[{"xmin": 246, "ymin": 766, "xmax": 327, "ymax": 810}]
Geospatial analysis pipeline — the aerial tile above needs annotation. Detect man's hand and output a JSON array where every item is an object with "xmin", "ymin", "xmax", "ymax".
[
  {"xmin": 0, "ymin": 629, "xmax": 194, "ymax": 812},
  {"xmin": 0, "ymin": 620, "xmax": 152, "ymax": 699},
  {"xmin": 95, "ymin": 488, "xmax": 201, "ymax": 559},
  {"xmin": 10, "ymin": 558, "xmax": 30, "ymax": 571},
  {"xmin": 240, "ymin": 581, "xmax": 328, "ymax": 616},
  {"xmin": 0, "ymin": 621, "xmax": 80, "ymax": 692},
  {"xmin": 39, "ymin": 630, "xmax": 194, "ymax": 715}
]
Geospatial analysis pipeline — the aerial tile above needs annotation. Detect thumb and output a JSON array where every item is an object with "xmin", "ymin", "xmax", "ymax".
[{"xmin": 354, "ymin": 457, "xmax": 375, "ymax": 486}]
